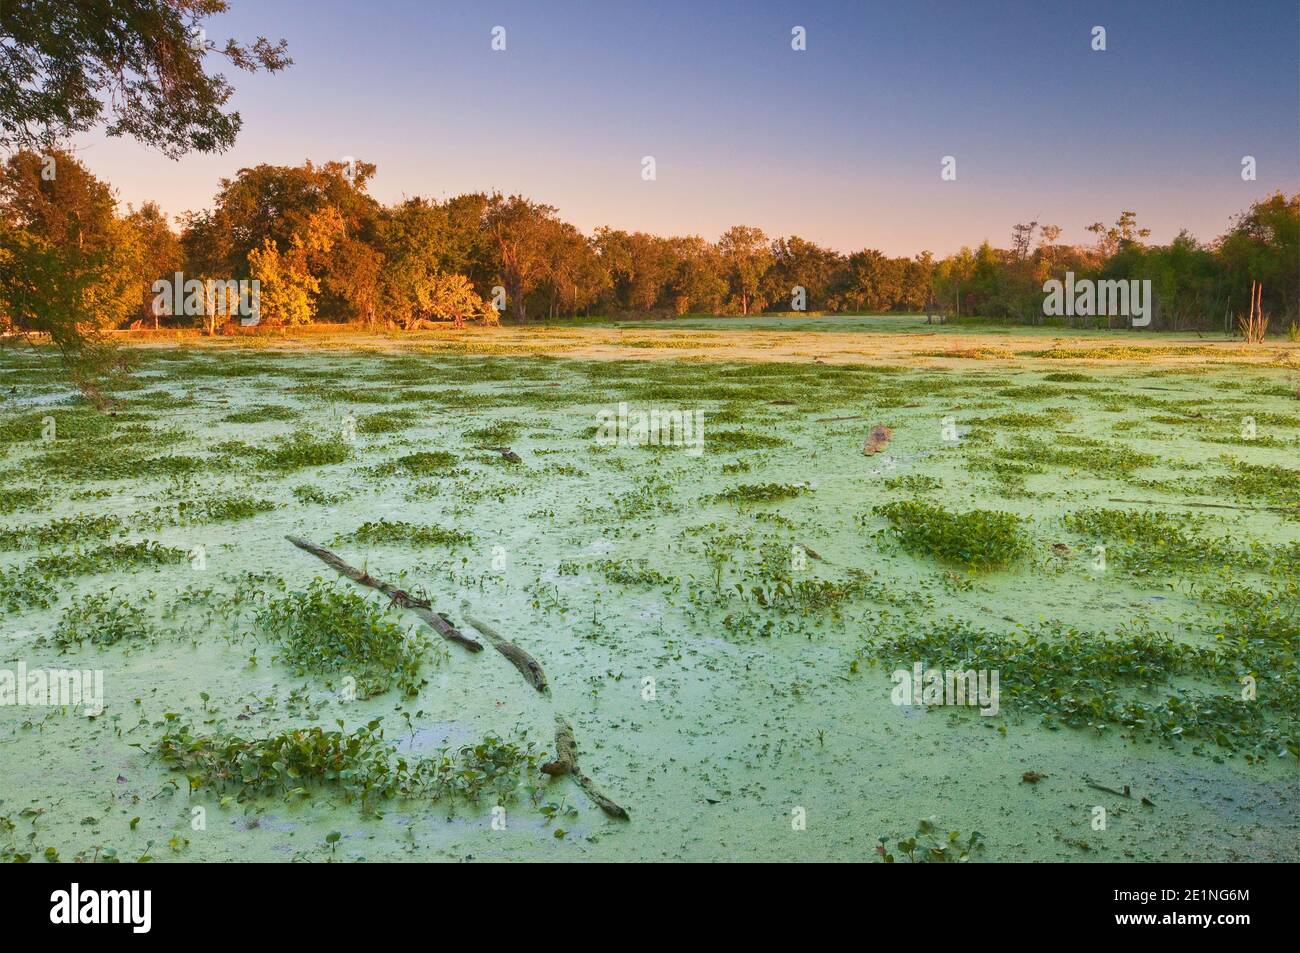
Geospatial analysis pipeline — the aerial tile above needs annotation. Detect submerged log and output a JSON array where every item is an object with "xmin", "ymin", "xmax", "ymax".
[
  {"xmin": 542, "ymin": 714, "xmax": 630, "ymax": 820},
  {"xmin": 462, "ymin": 609, "xmax": 548, "ymax": 692},
  {"xmin": 285, "ymin": 535, "xmax": 483, "ymax": 652}
]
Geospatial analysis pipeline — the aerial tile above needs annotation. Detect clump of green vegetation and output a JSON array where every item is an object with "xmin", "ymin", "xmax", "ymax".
[
  {"xmin": 977, "ymin": 408, "xmax": 1075, "ymax": 428},
  {"xmin": 222, "ymin": 405, "xmax": 301, "ymax": 424},
  {"xmin": 63, "ymin": 541, "xmax": 188, "ymax": 573},
  {"xmin": 1061, "ymin": 507, "xmax": 1250, "ymax": 572},
  {"xmin": 0, "ymin": 486, "xmax": 46, "ymax": 515},
  {"xmin": 337, "ymin": 519, "xmax": 471, "ymax": 548},
  {"xmin": 996, "ymin": 384, "xmax": 1065, "ymax": 400},
  {"xmin": 874, "ymin": 613, "xmax": 1298, "ymax": 758},
  {"xmin": 877, "ymin": 818, "xmax": 984, "ymax": 863},
  {"xmin": 600, "ymin": 560, "xmax": 672, "ymax": 587},
  {"xmin": 25, "ymin": 442, "xmax": 205, "ymax": 481},
  {"xmin": 253, "ymin": 581, "xmax": 436, "ymax": 698},
  {"xmin": 882, "ymin": 474, "xmax": 941, "ymax": 493},
  {"xmin": 605, "ymin": 474, "xmax": 676, "ymax": 520},
  {"xmin": 150, "ymin": 496, "xmax": 276, "ymax": 525},
  {"xmin": 357, "ymin": 410, "xmax": 421, "ymax": 435},
  {"xmin": 0, "ymin": 408, "xmax": 114, "ymax": 446},
  {"xmin": 292, "ymin": 484, "xmax": 350, "ymax": 505},
  {"xmin": 713, "ymin": 482, "xmax": 811, "ymax": 505},
  {"xmin": 707, "ymin": 429, "xmax": 787, "ymax": 451},
  {"xmin": 156, "ymin": 720, "xmax": 543, "ymax": 812},
  {"xmin": 0, "ymin": 513, "xmax": 121, "ymax": 550},
  {"xmin": 873, "ymin": 500, "xmax": 1027, "ymax": 571},
  {"xmin": 0, "ymin": 565, "xmax": 57, "ymax": 612},
  {"xmin": 372, "ymin": 450, "xmax": 459, "ymax": 477},
  {"xmin": 1041, "ymin": 372, "xmax": 1097, "ymax": 383},
  {"xmin": 53, "ymin": 591, "xmax": 158, "ymax": 650},
  {"xmin": 1210, "ymin": 456, "xmax": 1300, "ymax": 510},
  {"xmin": 257, "ymin": 431, "xmax": 351, "ymax": 471},
  {"xmin": 4, "ymin": 541, "xmax": 188, "ymax": 609},
  {"xmin": 463, "ymin": 420, "xmax": 525, "ymax": 444},
  {"xmin": 985, "ymin": 436, "xmax": 1155, "ymax": 477}
]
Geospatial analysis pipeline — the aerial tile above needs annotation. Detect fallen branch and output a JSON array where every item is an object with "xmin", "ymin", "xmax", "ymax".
[
  {"xmin": 542, "ymin": 714, "xmax": 630, "ymax": 820},
  {"xmin": 462, "ymin": 609, "xmax": 548, "ymax": 692},
  {"xmin": 285, "ymin": 535, "xmax": 483, "ymax": 652},
  {"xmin": 815, "ymin": 414, "xmax": 865, "ymax": 423},
  {"xmin": 1084, "ymin": 779, "xmax": 1130, "ymax": 798}
]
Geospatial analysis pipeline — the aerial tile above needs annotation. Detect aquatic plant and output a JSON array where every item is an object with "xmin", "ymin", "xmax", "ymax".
[
  {"xmin": 873, "ymin": 500, "xmax": 1026, "ymax": 571},
  {"xmin": 54, "ymin": 591, "xmax": 158, "ymax": 650},
  {"xmin": 877, "ymin": 818, "xmax": 984, "ymax": 863},
  {"xmin": 156, "ymin": 720, "xmax": 543, "ymax": 812},
  {"xmin": 337, "ymin": 519, "xmax": 471, "ymax": 548},
  {"xmin": 253, "ymin": 581, "xmax": 437, "ymax": 698}
]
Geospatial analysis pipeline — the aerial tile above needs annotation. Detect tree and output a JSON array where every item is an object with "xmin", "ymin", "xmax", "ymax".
[
  {"xmin": 327, "ymin": 239, "xmax": 383, "ymax": 326},
  {"xmin": 1086, "ymin": 211, "xmax": 1150, "ymax": 259},
  {"xmin": 185, "ymin": 160, "xmax": 378, "ymax": 288},
  {"xmin": 765, "ymin": 236, "xmax": 844, "ymax": 312},
  {"xmin": 0, "ymin": 0, "xmax": 290, "ymax": 158},
  {"xmin": 717, "ymin": 225, "xmax": 771, "ymax": 315},
  {"xmin": 483, "ymin": 194, "xmax": 559, "ymax": 321},
  {"xmin": 667, "ymin": 236, "xmax": 726, "ymax": 315},
  {"xmin": 536, "ymin": 221, "xmax": 606, "ymax": 319},
  {"xmin": 1218, "ymin": 192, "xmax": 1299, "ymax": 323},
  {"xmin": 247, "ymin": 236, "xmax": 315, "ymax": 328},
  {"xmin": 0, "ymin": 220, "xmax": 116, "ymax": 389},
  {"xmin": 425, "ymin": 274, "xmax": 497, "ymax": 329},
  {"xmin": 0, "ymin": 148, "xmax": 137, "ymax": 329},
  {"xmin": 241, "ymin": 204, "xmax": 342, "ymax": 329},
  {"xmin": 125, "ymin": 202, "xmax": 182, "ymax": 327}
]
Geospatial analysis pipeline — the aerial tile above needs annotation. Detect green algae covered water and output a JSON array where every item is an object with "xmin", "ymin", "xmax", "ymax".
[{"xmin": 1, "ymin": 329, "xmax": 1296, "ymax": 862}]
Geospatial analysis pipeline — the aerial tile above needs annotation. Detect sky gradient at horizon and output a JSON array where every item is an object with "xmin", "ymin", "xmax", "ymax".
[{"xmin": 64, "ymin": 0, "xmax": 1300, "ymax": 256}]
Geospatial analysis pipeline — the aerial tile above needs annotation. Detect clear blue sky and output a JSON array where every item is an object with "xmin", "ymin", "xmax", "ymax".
[{"xmin": 72, "ymin": 0, "xmax": 1299, "ymax": 256}]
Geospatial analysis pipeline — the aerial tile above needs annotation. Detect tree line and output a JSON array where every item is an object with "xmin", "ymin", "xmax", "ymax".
[{"xmin": 2, "ymin": 148, "xmax": 1295, "ymax": 341}]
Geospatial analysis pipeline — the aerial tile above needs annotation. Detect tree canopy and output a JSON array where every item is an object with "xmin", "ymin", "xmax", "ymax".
[{"xmin": 0, "ymin": 0, "xmax": 290, "ymax": 157}]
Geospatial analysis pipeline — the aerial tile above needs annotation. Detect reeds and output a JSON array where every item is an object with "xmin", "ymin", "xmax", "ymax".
[{"xmin": 1238, "ymin": 280, "xmax": 1269, "ymax": 343}]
